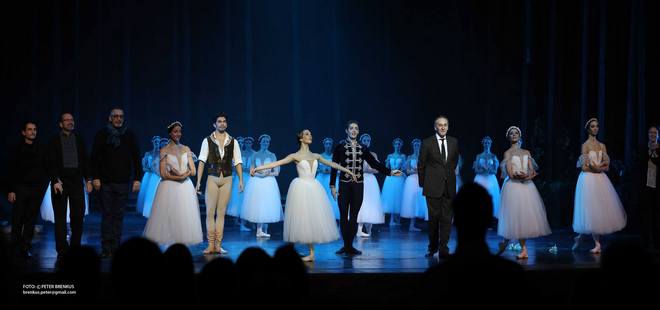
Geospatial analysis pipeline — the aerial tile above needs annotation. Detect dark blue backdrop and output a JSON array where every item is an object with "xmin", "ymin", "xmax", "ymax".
[{"xmin": 2, "ymin": 0, "xmax": 657, "ymax": 229}]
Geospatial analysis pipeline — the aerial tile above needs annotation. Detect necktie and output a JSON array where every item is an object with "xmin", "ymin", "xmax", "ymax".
[{"xmin": 440, "ymin": 138, "xmax": 446, "ymax": 163}]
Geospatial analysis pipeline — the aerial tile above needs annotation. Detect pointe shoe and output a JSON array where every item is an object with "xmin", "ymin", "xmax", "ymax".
[
  {"xmin": 239, "ymin": 224, "xmax": 252, "ymax": 232},
  {"xmin": 218, "ymin": 247, "xmax": 228, "ymax": 255},
  {"xmin": 409, "ymin": 226, "xmax": 421, "ymax": 232},
  {"xmin": 356, "ymin": 231, "xmax": 370, "ymax": 238},
  {"xmin": 589, "ymin": 244, "xmax": 601, "ymax": 254},
  {"xmin": 516, "ymin": 248, "xmax": 528, "ymax": 259},
  {"xmin": 571, "ymin": 235, "xmax": 581, "ymax": 251},
  {"xmin": 496, "ymin": 241, "xmax": 508, "ymax": 256},
  {"xmin": 203, "ymin": 233, "xmax": 216, "ymax": 255},
  {"xmin": 256, "ymin": 230, "xmax": 271, "ymax": 238}
]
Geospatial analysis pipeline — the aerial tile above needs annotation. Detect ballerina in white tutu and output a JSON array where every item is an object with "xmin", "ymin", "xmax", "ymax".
[
  {"xmin": 226, "ymin": 137, "xmax": 252, "ymax": 231},
  {"xmin": 315, "ymin": 137, "xmax": 340, "ymax": 220},
  {"xmin": 572, "ymin": 118, "xmax": 626, "ymax": 254},
  {"xmin": 381, "ymin": 138, "xmax": 406, "ymax": 225},
  {"xmin": 496, "ymin": 126, "xmax": 551, "ymax": 259},
  {"xmin": 136, "ymin": 136, "xmax": 160, "ymax": 216},
  {"xmin": 400, "ymin": 139, "xmax": 428, "ymax": 232},
  {"xmin": 241, "ymin": 134, "xmax": 283, "ymax": 238},
  {"xmin": 356, "ymin": 134, "xmax": 385, "ymax": 237},
  {"xmin": 251, "ymin": 129, "xmax": 356, "ymax": 262},
  {"xmin": 143, "ymin": 122, "xmax": 203, "ymax": 246},
  {"xmin": 472, "ymin": 136, "xmax": 500, "ymax": 219}
]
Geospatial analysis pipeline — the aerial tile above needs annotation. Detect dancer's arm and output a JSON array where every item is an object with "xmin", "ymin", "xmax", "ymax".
[
  {"xmin": 317, "ymin": 155, "xmax": 357, "ymax": 182},
  {"xmin": 186, "ymin": 147, "xmax": 196, "ymax": 177},
  {"xmin": 196, "ymin": 139, "xmax": 208, "ymax": 192},
  {"xmin": 251, "ymin": 154, "xmax": 294, "ymax": 175},
  {"xmin": 599, "ymin": 144, "xmax": 610, "ymax": 171}
]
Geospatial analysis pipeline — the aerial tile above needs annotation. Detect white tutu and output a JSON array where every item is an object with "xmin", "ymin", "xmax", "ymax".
[
  {"xmin": 357, "ymin": 173, "xmax": 385, "ymax": 224},
  {"xmin": 136, "ymin": 172, "xmax": 154, "ymax": 214},
  {"xmin": 140, "ymin": 172, "xmax": 161, "ymax": 218},
  {"xmin": 40, "ymin": 181, "xmax": 89, "ymax": 223},
  {"xmin": 283, "ymin": 160, "xmax": 339, "ymax": 244},
  {"xmin": 143, "ymin": 179, "xmax": 203, "ymax": 245},
  {"xmin": 573, "ymin": 171, "xmax": 627, "ymax": 234},
  {"xmin": 315, "ymin": 173, "xmax": 340, "ymax": 219},
  {"xmin": 497, "ymin": 179, "xmax": 551, "ymax": 240},
  {"xmin": 227, "ymin": 174, "xmax": 250, "ymax": 217},
  {"xmin": 400, "ymin": 174, "xmax": 428, "ymax": 220},
  {"xmin": 381, "ymin": 175, "xmax": 405, "ymax": 214},
  {"xmin": 474, "ymin": 174, "xmax": 501, "ymax": 218},
  {"xmin": 241, "ymin": 176, "xmax": 283, "ymax": 223}
]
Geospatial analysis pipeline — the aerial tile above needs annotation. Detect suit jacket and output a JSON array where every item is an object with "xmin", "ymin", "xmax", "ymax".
[
  {"xmin": 46, "ymin": 132, "xmax": 92, "ymax": 184},
  {"xmin": 418, "ymin": 134, "xmax": 459, "ymax": 198},
  {"xmin": 639, "ymin": 144, "xmax": 660, "ymax": 193}
]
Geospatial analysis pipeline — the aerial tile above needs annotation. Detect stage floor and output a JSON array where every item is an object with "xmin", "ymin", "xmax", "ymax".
[{"xmin": 11, "ymin": 212, "xmax": 647, "ymax": 274}]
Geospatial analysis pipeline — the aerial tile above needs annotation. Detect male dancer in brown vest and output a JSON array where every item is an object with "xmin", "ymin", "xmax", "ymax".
[{"xmin": 196, "ymin": 113, "xmax": 244, "ymax": 254}]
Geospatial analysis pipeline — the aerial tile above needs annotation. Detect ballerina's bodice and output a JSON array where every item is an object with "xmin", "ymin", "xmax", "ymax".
[
  {"xmin": 587, "ymin": 150, "xmax": 602, "ymax": 166},
  {"xmin": 387, "ymin": 155, "xmax": 405, "ymax": 170},
  {"xmin": 296, "ymin": 159, "xmax": 318, "ymax": 180},
  {"xmin": 165, "ymin": 152, "xmax": 189, "ymax": 174},
  {"xmin": 510, "ymin": 155, "xmax": 529, "ymax": 174}
]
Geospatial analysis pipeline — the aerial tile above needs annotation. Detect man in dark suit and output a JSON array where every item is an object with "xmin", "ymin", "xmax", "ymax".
[
  {"xmin": 640, "ymin": 125, "xmax": 659, "ymax": 251},
  {"xmin": 46, "ymin": 113, "xmax": 93, "ymax": 259},
  {"xmin": 418, "ymin": 115, "xmax": 460, "ymax": 258}
]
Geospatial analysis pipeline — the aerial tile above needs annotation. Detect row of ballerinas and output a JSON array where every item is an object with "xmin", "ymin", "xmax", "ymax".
[
  {"xmin": 135, "ymin": 131, "xmax": 464, "ymax": 238},
  {"xmin": 494, "ymin": 119, "xmax": 627, "ymax": 259},
  {"xmin": 130, "ymin": 117, "xmax": 625, "ymax": 260}
]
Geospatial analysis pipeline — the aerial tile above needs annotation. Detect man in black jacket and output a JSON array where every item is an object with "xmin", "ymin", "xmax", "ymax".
[
  {"xmin": 46, "ymin": 113, "xmax": 93, "ymax": 259},
  {"xmin": 330, "ymin": 120, "xmax": 401, "ymax": 256},
  {"xmin": 7, "ymin": 121, "xmax": 48, "ymax": 259},
  {"xmin": 91, "ymin": 108, "xmax": 142, "ymax": 258},
  {"xmin": 418, "ymin": 115, "xmax": 460, "ymax": 258}
]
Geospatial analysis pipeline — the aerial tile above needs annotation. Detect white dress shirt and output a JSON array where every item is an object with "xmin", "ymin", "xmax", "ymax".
[
  {"xmin": 198, "ymin": 131, "xmax": 243, "ymax": 166},
  {"xmin": 436, "ymin": 133, "xmax": 448, "ymax": 162}
]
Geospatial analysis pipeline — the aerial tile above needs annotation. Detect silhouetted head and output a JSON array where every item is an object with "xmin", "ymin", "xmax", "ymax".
[{"xmin": 452, "ymin": 183, "xmax": 493, "ymax": 243}]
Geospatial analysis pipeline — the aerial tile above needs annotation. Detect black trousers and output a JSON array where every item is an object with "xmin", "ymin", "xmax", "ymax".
[
  {"xmin": 426, "ymin": 185, "xmax": 452, "ymax": 254},
  {"xmin": 11, "ymin": 185, "xmax": 44, "ymax": 251},
  {"xmin": 52, "ymin": 176, "xmax": 86, "ymax": 254},
  {"xmin": 100, "ymin": 182, "xmax": 130, "ymax": 252},
  {"xmin": 640, "ymin": 186, "xmax": 660, "ymax": 250},
  {"xmin": 338, "ymin": 182, "xmax": 364, "ymax": 249}
]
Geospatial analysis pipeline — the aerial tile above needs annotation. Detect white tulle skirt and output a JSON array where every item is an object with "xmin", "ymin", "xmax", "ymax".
[
  {"xmin": 573, "ymin": 171, "xmax": 627, "ymax": 234},
  {"xmin": 140, "ymin": 173, "xmax": 161, "ymax": 218},
  {"xmin": 241, "ymin": 176, "xmax": 283, "ymax": 223},
  {"xmin": 40, "ymin": 181, "xmax": 89, "ymax": 223},
  {"xmin": 143, "ymin": 179, "xmax": 203, "ymax": 245},
  {"xmin": 283, "ymin": 177, "xmax": 340, "ymax": 244},
  {"xmin": 400, "ymin": 174, "xmax": 428, "ymax": 220},
  {"xmin": 227, "ymin": 174, "xmax": 250, "ymax": 217},
  {"xmin": 381, "ymin": 175, "xmax": 405, "ymax": 214},
  {"xmin": 357, "ymin": 173, "xmax": 385, "ymax": 224},
  {"xmin": 136, "ymin": 172, "xmax": 151, "ymax": 214},
  {"xmin": 497, "ymin": 179, "xmax": 551, "ymax": 240},
  {"xmin": 474, "ymin": 174, "xmax": 501, "ymax": 218},
  {"xmin": 315, "ymin": 173, "xmax": 340, "ymax": 219}
]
